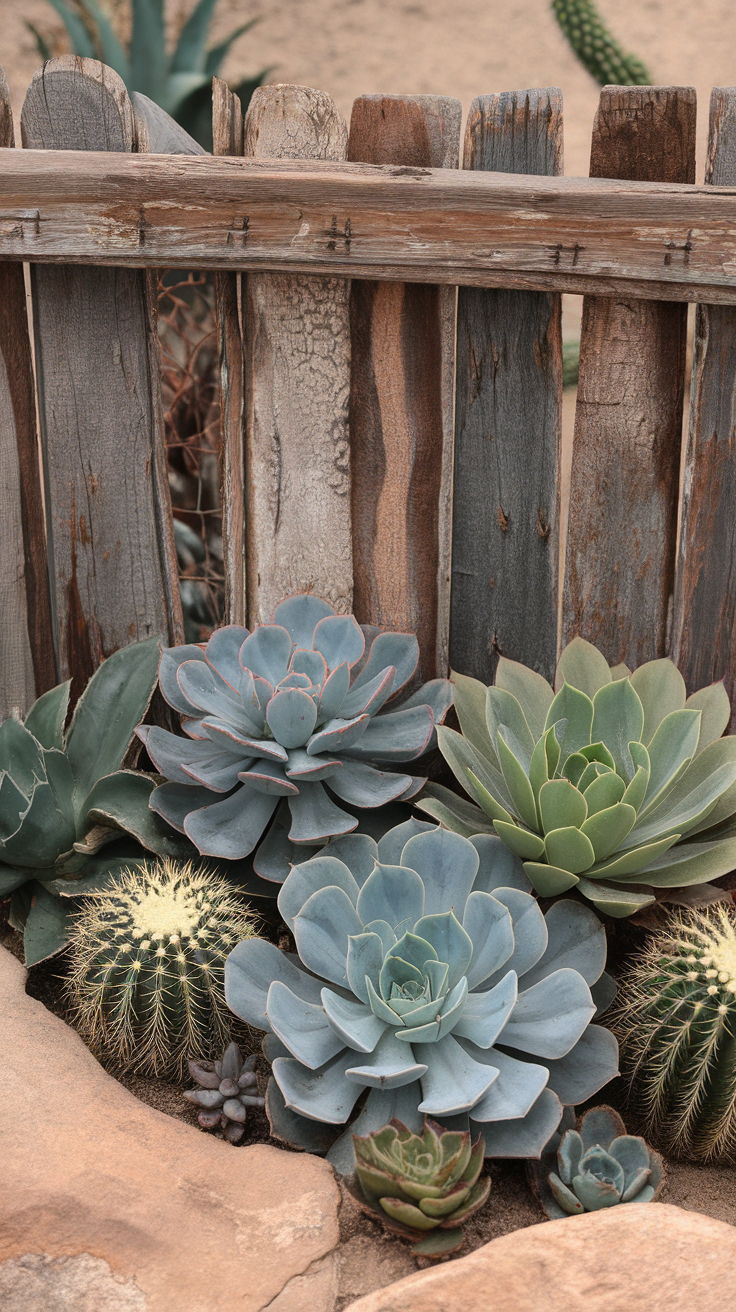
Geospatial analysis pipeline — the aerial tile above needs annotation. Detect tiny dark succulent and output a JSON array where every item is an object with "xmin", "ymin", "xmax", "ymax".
[
  {"xmin": 530, "ymin": 1105, "xmax": 664, "ymax": 1219},
  {"xmin": 184, "ymin": 1041, "xmax": 265, "ymax": 1142},
  {"xmin": 346, "ymin": 1117, "xmax": 490, "ymax": 1256}
]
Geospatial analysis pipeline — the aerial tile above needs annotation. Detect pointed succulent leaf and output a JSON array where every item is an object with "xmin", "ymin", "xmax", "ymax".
[
  {"xmin": 340, "ymin": 666, "xmax": 396, "ymax": 719},
  {"xmin": 312, "ymin": 614, "xmax": 365, "ymax": 670},
  {"xmin": 583, "ymin": 771, "xmax": 626, "ymax": 815},
  {"xmin": 574, "ymin": 876, "xmax": 655, "ymax": 916},
  {"xmin": 402, "ymin": 828, "xmax": 479, "ymax": 919},
  {"xmin": 544, "ymin": 683, "xmax": 594, "ymax": 764},
  {"xmin": 465, "ymin": 770, "xmax": 516, "ymax": 826},
  {"xmin": 450, "ymin": 670, "xmax": 498, "ymax": 764},
  {"xmin": 523, "ymin": 862, "xmax": 580, "ymax": 896},
  {"xmin": 285, "ymin": 748, "xmax": 341, "ymax": 781},
  {"xmin": 202, "ymin": 624, "xmax": 250, "ymax": 685},
  {"xmin": 586, "ymin": 835, "xmax": 680, "ymax": 880},
  {"xmin": 293, "ymin": 884, "xmax": 363, "ymax": 986},
  {"xmin": 630, "ymin": 658, "xmax": 687, "ymax": 744},
  {"xmin": 437, "ymin": 725, "xmax": 516, "ymax": 814},
  {"xmin": 496, "ymin": 731, "xmax": 538, "ymax": 829},
  {"xmin": 504, "ymin": 968, "xmax": 594, "ymax": 1059},
  {"xmin": 638, "ymin": 709, "xmax": 702, "ymax": 815},
  {"xmin": 591, "ymin": 679, "xmax": 645, "ymax": 781},
  {"xmin": 494, "ymin": 657, "xmax": 554, "ymax": 742},
  {"xmin": 265, "ymin": 689, "xmax": 318, "ymax": 749},
  {"xmin": 83, "ymin": 770, "xmax": 192, "ymax": 857},
  {"xmin": 686, "ymin": 681, "xmax": 731, "ymax": 754},
  {"xmin": 609, "ymin": 662, "xmax": 631, "ymax": 681},
  {"xmin": 561, "ymin": 752, "xmax": 590, "ymax": 787},
  {"xmin": 356, "ymin": 864, "xmax": 425, "ymax": 938},
  {"xmin": 461, "ymin": 891, "xmax": 514, "ymax": 990},
  {"xmin": 416, "ymin": 1034, "xmax": 498, "ymax": 1115},
  {"xmin": 24, "ymin": 681, "xmax": 71, "ymax": 751},
  {"xmin": 539, "ymin": 778, "xmax": 587, "ymax": 834},
  {"xmin": 452, "ymin": 969, "xmax": 517, "ymax": 1047},
  {"xmin": 528, "ymin": 734, "xmax": 550, "ymax": 802},
  {"xmin": 185, "ymin": 788, "xmax": 278, "ymax": 858},
  {"xmin": 272, "ymin": 595, "xmax": 335, "ymax": 648},
  {"xmin": 555, "ymin": 637, "xmax": 612, "ymax": 698},
  {"xmin": 287, "ymin": 780, "xmax": 357, "ymax": 843},
  {"xmin": 226, "ymin": 937, "xmax": 324, "ymax": 1029},
  {"xmin": 460, "ymin": 1042, "xmax": 547, "ymax": 1124},
  {"xmin": 148, "ymin": 780, "xmax": 218, "ymax": 834},
  {"xmin": 346, "ymin": 932, "xmax": 386, "ymax": 1003},
  {"xmin": 321, "ymin": 987, "xmax": 389, "ymax": 1054},
  {"xmin": 486, "ymin": 688, "xmax": 535, "ymax": 766},
  {"xmin": 558, "ymin": 1129, "xmax": 584, "ymax": 1185},
  {"xmin": 273, "ymin": 1050, "xmax": 364, "ymax": 1124},
  {"xmin": 580, "ymin": 802, "xmax": 637, "ymax": 861},
  {"xmin": 278, "ymin": 854, "xmax": 359, "ymax": 930},
  {"xmin": 630, "ymin": 764, "xmax": 736, "ymax": 845},
  {"xmin": 345, "ymin": 1030, "xmax": 429, "ymax": 1088},
  {"xmin": 415, "ymin": 784, "xmax": 496, "ymax": 837},
  {"xmin": 631, "ymin": 834, "xmax": 736, "ymax": 888},
  {"xmin": 542, "ymin": 1024, "xmax": 620, "ymax": 1105},
  {"xmin": 330, "ymin": 761, "xmax": 414, "ymax": 808},
  {"xmin": 349, "ymin": 632, "xmax": 419, "ymax": 698},
  {"xmin": 474, "ymin": 1086, "xmax": 563, "ymax": 1160},
  {"xmin": 266, "ymin": 980, "xmax": 346, "ymax": 1069}
]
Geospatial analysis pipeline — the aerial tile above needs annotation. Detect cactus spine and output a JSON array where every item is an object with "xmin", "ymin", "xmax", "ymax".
[
  {"xmin": 615, "ymin": 905, "xmax": 736, "ymax": 1162},
  {"xmin": 552, "ymin": 0, "xmax": 651, "ymax": 87},
  {"xmin": 66, "ymin": 860, "xmax": 260, "ymax": 1078}
]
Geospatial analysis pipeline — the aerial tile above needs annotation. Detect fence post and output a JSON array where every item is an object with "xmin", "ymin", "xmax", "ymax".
[
  {"xmin": 0, "ymin": 67, "xmax": 55, "ymax": 716},
  {"xmin": 671, "ymin": 89, "xmax": 736, "ymax": 722},
  {"xmin": 21, "ymin": 57, "xmax": 183, "ymax": 702},
  {"xmin": 242, "ymin": 84, "xmax": 352, "ymax": 624},
  {"xmin": 212, "ymin": 78, "xmax": 246, "ymax": 628},
  {"xmin": 348, "ymin": 95, "xmax": 461, "ymax": 680},
  {"xmin": 449, "ymin": 90, "xmax": 563, "ymax": 684},
  {"xmin": 562, "ymin": 86, "xmax": 696, "ymax": 667}
]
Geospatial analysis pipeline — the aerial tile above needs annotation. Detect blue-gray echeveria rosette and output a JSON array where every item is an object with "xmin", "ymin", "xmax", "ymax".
[
  {"xmin": 224, "ymin": 820, "xmax": 619, "ymax": 1172},
  {"xmin": 530, "ymin": 1105, "xmax": 664, "ymax": 1219},
  {"xmin": 137, "ymin": 595, "xmax": 452, "ymax": 882}
]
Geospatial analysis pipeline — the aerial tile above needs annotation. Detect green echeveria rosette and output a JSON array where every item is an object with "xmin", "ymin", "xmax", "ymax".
[
  {"xmin": 530, "ymin": 1105, "xmax": 664, "ymax": 1219},
  {"xmin": 420, "ymin": 636, "xmax": 736, "ymax": 918},
  {"xmin": 140, "ymin": 594, "xmax": 452, "ymax": 882},
  {"xmin": 225, "ymin": 820, "xmax": 619, "ymax": 1172},
  {"xmin": 346, "ymin": 1116, "xmax": 491, "ymax": 1257},
  {"xmin": 0, "ymin": 639, "xmax": 191, "ymax": 966}
]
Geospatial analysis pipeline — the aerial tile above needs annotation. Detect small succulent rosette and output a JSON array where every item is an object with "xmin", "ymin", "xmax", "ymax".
[
  {"xmin": 346, "ymin": 1116, "xmax": 490, "ymax": 1257},
  {"xmin": 530, "ymin": 1105, "xmax": 665, "ymax": 1219},
  {"xmin": 138, "ymin": 594, "xmax": 452, "ymax": 881},
  {"xmin": 184, "ymin": 1042, "xmax": 265, "ymax": 1142}
]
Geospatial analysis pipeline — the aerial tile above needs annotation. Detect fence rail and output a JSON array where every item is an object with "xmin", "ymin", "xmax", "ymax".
[{"xmin": 1, "ymin": 57, "xmax": 736, "ymax": 739}]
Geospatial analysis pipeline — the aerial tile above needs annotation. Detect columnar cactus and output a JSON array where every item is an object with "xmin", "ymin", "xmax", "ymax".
[
  {"xmin": 66, "ymin": 860, "xmax": 260, "ymax": 1078},
  {"xmin": 225, "ymin": 820, "xmax": 618, "ymax": 1170},
  {"xmin": 552, "ymin": 0, "xmax": 651, "ymax": 87},
  {"xmin": 615, "ymin": 905, "xmax": 736, "ymax": 1162},
  {"xmin": 423, "ymin": 638, "xmax": 736, "ymax": 917},
  {"xmin": 139, "ymin": 594, "xmax": 452, "ymax": 881}
]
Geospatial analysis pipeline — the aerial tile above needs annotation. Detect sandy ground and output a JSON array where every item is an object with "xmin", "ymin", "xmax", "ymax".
[{"xmin": 2, "ymin": 0, "xmax": 736, "ymax": 180}]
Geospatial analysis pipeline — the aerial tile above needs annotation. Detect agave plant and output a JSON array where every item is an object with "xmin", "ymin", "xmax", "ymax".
[
  {"xmin": 139, "ymin": 595, "xmax": 452, "ymax": 882},
  {"xmin": 225, "ymin": 821, "xmax": 618, "ymax": 1172},
  {"xmin": 420, "ymin": 638, "xmax": 736, "ymax": 918},
  {"xmin": 346, "ymin": 1117, "xmax": 490, "ymax": 1257},
  {"xmin": 0, "ymin": 640, "xmax": 191, "ymax": 965},
  {"xmin": 32, "ymin": 0, "xmax": 270, "ymax": 147},
  {"xmin": 530, "ymin": 1105, "xmax": 664, "ymax": 1219}
]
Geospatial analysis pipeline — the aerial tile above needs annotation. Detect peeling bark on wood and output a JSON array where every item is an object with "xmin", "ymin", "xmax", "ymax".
[
  {"xmin": 22, "ymin": 57, "xmax": 182, "ymax": 700},
  {"xmin": 243, "ymin": 85, "xmax": 352, "ymax": 624},
  {"xmin": 7, "ymin": 149, "xmax": 736, "ymax": 299},
  {"xmin": 562, "ymin": 86, "xmax": 696, "ymax": 668},
  {"xmin": 672, "ymin": 88, "xmax": 736, "ymax": 723},
  {"xmin": 348, "ymin": 94, "xmax": 461, "ymax": 679},
  {"xmin": 450, "ymin": 89, "xmax": 563, "ymax": 685},
  {"xmin": 0, "ymin": 66, "xmax": 55, "ymax": 716},
  {"xmin": 212, "ymin": 78, "xmax": 246, "ymax": 627}
]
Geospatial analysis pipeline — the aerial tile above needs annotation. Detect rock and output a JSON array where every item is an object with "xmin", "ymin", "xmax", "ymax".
[
  {"xmin": 344, "ymin": 1204, "xmax": 736, "ymax": 1312},
  {"xmin": 0, "ymin": 946, "xmax": 340, "ymax": 1312}
]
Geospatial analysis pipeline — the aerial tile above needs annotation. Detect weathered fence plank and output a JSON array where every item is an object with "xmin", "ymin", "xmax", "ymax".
[
  {"xmin": 450, "ymin": 90, "xmax": 563, "ymax": 684},
  {"xmin": 348, "ymin": 94, "xmax": 461, "ymax": 679},
  {"xmin": 242, "ymin": 84, "xmax": 352, "ymax": 624},
  {"xmin": 672, "ymin": 89, "xmax": 736, "ymax": 723},
  {"xmin": 0, "ymin": 67, "xmax": 54, "ymax": 715},
  {"xmin": 212, "ymin": 78, "xmax": 246, "ymax": 626},
  {"xmin": 562, "ymin": 87, "xmax": 696, "ymax": 667},
  {"xmin": 22, "ymin": 57, "xmax": 182, "ymax": 699},
  {"xmin": 8, "ymin": 149, "xmax": 736, "ymax": 300}
]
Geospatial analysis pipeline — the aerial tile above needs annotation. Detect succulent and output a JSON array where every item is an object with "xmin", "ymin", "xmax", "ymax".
[
  {"xmin": 346, "ymin": 1117, "xmax": 490, "ymax": 1257},
  {"xmin": 552, "ymin": 0, "xmax": 651, "ymax": 88},
  {"xmin": 0, "ymin": 640, "xmax": 189, "ymax": 966},
  {"xmin": 140, "ymin": 594, "xmax": 452, "ymax": 882},
  {"xmin": 66, "ymin": 859, "xmax": 260, "ymax": 1078},
  {"xmin": 184, "ymin": 1040, "xmax": 264, "ymax": 1141},
  {"xmin": 531, "ymin": 1106, "xmax": 664, "ymax": 1219},
  {"xmin": 31, "ymin": 0, "xmax": 269, "ymax": 148},
  {"xmin": 225, "ymin": 820, "xmax": 618, "ymax": 1172},
  {"xmin": 615, "ymin": 904, "xmax": 736, "ymax": 1162},
  {"xmin": 420, "ymin": 637, "xmax": 736, "ymax": 918}
]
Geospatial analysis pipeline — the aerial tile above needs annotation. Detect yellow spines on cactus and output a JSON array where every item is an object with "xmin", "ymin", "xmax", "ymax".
[
  {"xmin": 66, "ymin": 860, "xmax": 260, "ymax": 1079},
  {"xmin": 615, "ymin": 904, "xmax": 736, "ymax": 1162}
]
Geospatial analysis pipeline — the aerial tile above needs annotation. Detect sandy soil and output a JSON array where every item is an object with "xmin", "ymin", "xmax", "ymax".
[{"xmin": 2, "ymin": 0, "xmax": 736, "ymax": 180}]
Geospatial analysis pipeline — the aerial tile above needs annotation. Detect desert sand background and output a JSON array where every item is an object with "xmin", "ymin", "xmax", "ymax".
[{"xmin": 2, "ymin": 0, "xmax": 736, "ymax": 181}]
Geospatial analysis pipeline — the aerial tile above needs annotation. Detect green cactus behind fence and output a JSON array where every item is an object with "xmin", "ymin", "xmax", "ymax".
[
  {"xmin": 615, "ymin": 904, "xmax": 736, "ymax": 1163},
  {"xmin": 66, "ymin": 859, "xmax": 261, "ymax": 1078},
  {"xmin": 552, "ymin": 0, "xmax": 651, "ymax": 88},
  {"xmin": 30, "ymin": 0, "xmax": 271, "ymax": 148}
]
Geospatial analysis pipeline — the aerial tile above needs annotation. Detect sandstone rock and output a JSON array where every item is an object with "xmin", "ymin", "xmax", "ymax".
[
  {"xmin": 345, "ymin": 1203, "xmax": 736, "ymax": 1312},
  {"xmin": 0, "ymin": 946, "xmax": 340, "ymax": 1312}
]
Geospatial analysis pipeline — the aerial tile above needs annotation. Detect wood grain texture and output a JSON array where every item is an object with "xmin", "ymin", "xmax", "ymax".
[
  {"xmin": 348, "ymin": 94, "xmax": 461, "ymax": 679},
  {"xmin": 243, "ymin": 84, "xmax": 352, "ymax": 624},
  {"xmin": 450, "ymin": 90, "xmax": 563, "ymax": 685},
  {"xmin": 7, "ymin": 149, "xmax": 736, "ymax": 299},
  {"xmin": 212, "ymin": 78, "xmax": 246, "ymax": 626},
  {"xmin": 672, "ymin": 89, "xmax": 736, "ymax": 722},
  {"xmin": 562, "ymin": 87, "xmax": 696, "ymax": 667},
  {"xmin": 0, "ymin": 66, "xmax": 55, "ymax": 716},
  {"xmin": 22, "ymin": 57, "xmax": 182, "ymax": 699}
]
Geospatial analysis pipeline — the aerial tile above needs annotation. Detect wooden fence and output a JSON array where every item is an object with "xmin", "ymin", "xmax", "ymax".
[{"xmin": 1, "ymin": 58, "xmax": 736, "ymax": 731}]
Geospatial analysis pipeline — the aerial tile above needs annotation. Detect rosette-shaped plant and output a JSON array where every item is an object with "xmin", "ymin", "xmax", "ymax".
[
  {"xmin": 530, "ymin": 1106, "xmax": 664, "ymax": 1219},
  {"xmin": 225, "ymin": 821, "xmax": 618, "ymax": 1171},
  {"xmin": 139, "ymin": 595, "xmax": 452, "ymax": 881},
  {"xmin": 420, "ymin": 638, "xmax": 736, "ymax": 917},
  {"xmin": 184, "ymin": 1042, "xmax": 265, "ymax": 1142},
  {"xmin": 0, "ymin": 640, "xmax": 189, "ymax": 965},
  {"xmin": 346, "ymin": 1117, "xmax": 490, "ymax": 1257}
]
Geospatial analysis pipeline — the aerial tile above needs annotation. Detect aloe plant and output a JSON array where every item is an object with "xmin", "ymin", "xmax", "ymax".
[
  {"xmin": 421, "ymin": 638, "xmax": 736, "ymax": 918},
  {"xmin": 32, "ymin": 0, "xmax": 270, "ymax": 147},
  {"xmin": 0, "ymin": 640, "xmax": 191, "ymax": 965},
  {"xmin": 225, "ymin": 820, "xmax": 618, "ymax": 1171}
]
